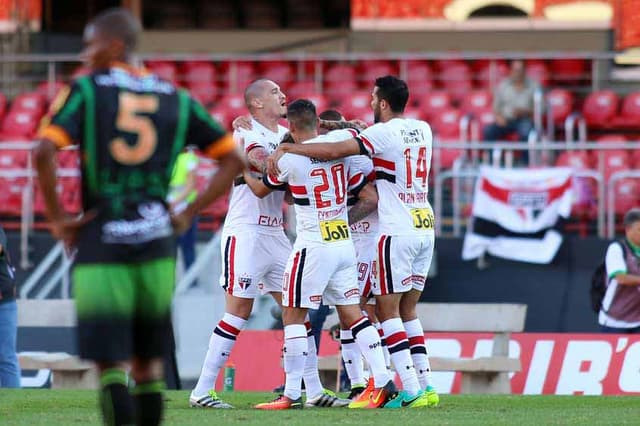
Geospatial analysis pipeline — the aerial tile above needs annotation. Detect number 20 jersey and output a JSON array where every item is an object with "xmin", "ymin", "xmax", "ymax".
[{"xmin": 357, "ymin": 118, "xmax": 434, "ymax": 236}]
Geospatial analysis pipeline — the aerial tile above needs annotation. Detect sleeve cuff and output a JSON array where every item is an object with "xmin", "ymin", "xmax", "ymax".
[
  {"xmin": 262, "ymin": 174, "xmax": 287, "ymax": 190},
  {"xmin": 205, "ymin": 134, "xmax": 236, "ymax": 160},
  {"xmin": 38, "ymin": 124, "xmax": 73, "ymax": 148},
  {"xmin": 609, "ymin": 270, "xmax": 626, "ymax": 279}
]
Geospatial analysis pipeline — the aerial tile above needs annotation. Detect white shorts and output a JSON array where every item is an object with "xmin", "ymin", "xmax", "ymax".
[
  {"xmin": 282, "ymin": 240, "xmax": 360, "ymax": 309},
  {"xmin": 219, "ymin": 229, "xmax": 291, "ymax": 298},
  {"xmin": 353, "ymin": 233, "xmax": 375, "ymax": 300},
  {"xmin": 372, "ymin": 233, "xmax": 435, "ymax": 296}
]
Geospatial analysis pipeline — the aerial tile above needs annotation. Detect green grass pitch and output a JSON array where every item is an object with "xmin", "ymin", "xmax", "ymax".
[{"xmin": 1, "ymin": 390, "xmax": 639, "ymax": 425}]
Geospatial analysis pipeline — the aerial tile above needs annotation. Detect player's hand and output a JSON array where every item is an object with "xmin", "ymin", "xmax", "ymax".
[
  {"xmin": 266, "ymin": 145, "xmax": 287, "ymax": 176},
  {"xmin": 348, "ymin": 119, "xmax": 369, "ymax": 130},
  {"xmin": 49, "ymin": 210, "xmax": 97, "ymax": 249},
  {"xmin": 232, "ymin": 115, "xmax": 252, "ymax": 131},
  {"xmin": 171, "ymin": 210, "xmax": 193, "ymax": 236}
]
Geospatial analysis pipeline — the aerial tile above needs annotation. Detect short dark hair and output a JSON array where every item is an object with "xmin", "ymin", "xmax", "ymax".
[
  {"xmin": 624, "ymin": 208, "xmax": 640, "ymax": 228},
  {"xmin": 374, "ymin": 75, "xmax": 409, "ymax": 113},
  {"xmin": 91, "ymin": 7, "xmax": 141, "ymax": 53},
  {"xmin": 319, "ymin": 109, "xmax": 343, "ymax": 121},
  {"xmin": 287, "ymin": 99, "xmax": 317, "ymax": 132}
]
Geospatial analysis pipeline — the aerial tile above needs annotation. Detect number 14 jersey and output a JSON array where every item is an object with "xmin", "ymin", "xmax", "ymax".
[{"xmin": 357, "ymin": 118, "xmax": 435, "ymax": 236}]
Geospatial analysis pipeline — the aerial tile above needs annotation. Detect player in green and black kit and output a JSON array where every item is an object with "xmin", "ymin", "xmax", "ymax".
[{"xmin": 34, "ymin": 8, "xmax": 244, "ymax": 426}]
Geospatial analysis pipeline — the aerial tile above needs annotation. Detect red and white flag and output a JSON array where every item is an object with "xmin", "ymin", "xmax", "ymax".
[{"xmin": 462, "ymin": 167, "xmax": 573, "ymax": 264}]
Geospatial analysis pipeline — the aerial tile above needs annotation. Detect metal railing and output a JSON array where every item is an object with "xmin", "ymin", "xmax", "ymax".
[{"xmin": 607, "ymin": 170, "xmax": 640, "ymax": 239}]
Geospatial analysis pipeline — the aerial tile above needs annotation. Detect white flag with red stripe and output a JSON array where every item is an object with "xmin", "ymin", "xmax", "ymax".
[{"xmin": 462, "ymin": 166, "xmax": 573, "ymax": 264}]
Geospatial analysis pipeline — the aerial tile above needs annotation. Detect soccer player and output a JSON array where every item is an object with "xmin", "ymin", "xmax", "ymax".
[
  {"xmin": 245, "ymin": 99, "xmax": 396, "ymax": 410},
  {"xmin": 34, "ymin": 8, "xmax": 244, "ymax": 426},
  {"xmin": 268, "ymin": 76, "xmax": 439, "ymax": 408}
]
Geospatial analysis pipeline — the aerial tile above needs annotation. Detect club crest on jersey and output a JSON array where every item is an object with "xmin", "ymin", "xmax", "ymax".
[
  {"xmin": 238, "ymin": 275, "xmax": 252, "ymax": 290},
  {"xmin": 320, "ymin": 219, "xmax": 350, "ymax": 242}
]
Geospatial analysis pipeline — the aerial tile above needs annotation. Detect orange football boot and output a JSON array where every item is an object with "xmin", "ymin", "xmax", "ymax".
[
  {"xmin": 365, "ymin": 380, "xmax": 398, "ymax": 409},
  {"xmin": 255, "ymin": 395, "xmax": 303, "ymax": 410},
  {"xmin": 348, "ymin": 377, "xmax": 374, "ymax": 409}
]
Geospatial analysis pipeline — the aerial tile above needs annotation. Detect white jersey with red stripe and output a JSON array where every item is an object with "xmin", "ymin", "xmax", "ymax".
[
  {"xmin": 223, "ymin": 118, "xmax": 289, "ymax": 233},
  {"xmin": 347, "ymin": 154, "xmax": 379, "ymax": 237},
  {"xmin": 357, "ymin": 117, "xmax": 435, "ymax": 236},
  {"xmin": 266, "ymin": 130, "xmax": 363, "ymax": 244}
]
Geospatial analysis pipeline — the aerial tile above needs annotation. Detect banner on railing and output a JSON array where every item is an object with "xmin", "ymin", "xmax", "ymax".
[{"xmin": 462, "ymin": 166, "xmax": 573, "ymax": 264}]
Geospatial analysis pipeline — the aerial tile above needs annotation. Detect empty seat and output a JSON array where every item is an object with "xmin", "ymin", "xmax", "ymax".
[
  {"xmin": 550, "ymin": 59, "xmax": 588, "ymax": 84},
  {"xmin": 182, "ymin": 61, "xmax": 217, "ymax": 84},
  {"xmin": 0, "ymin": 111, "xmax": 40, "ymax": 140},
  {"xmin": 10, "ymin": 92, "xmax": 46, "ymax": 116},
  {"xmin": 0, "ymin": 92, "xmax": 6, "ymax": 121},
  {"xmin": 440, "ymin": 64, "xmax": 473, "ymax": 103},
  {"xmin": 187, "ymin": 83, "xmax": 219, "ymax": 107},
  {"xmin": 613, "ymin": 178, "xmax": 640, "ymax": 215},
  {"xmin": 416, "ymin": 91, "xmax": 452, "ymax": 120},
  {"xmin": 324, "ymin": 81, "xmax": 359, "ymax": 105},
  {"xmin": 546, "ymin": 89, "xmax": 574, "ymax": 126},
  {"xmin": 36, "ymin": 81, "xmax": 67, "ymax": 102},
  {"xmin": 56, "ymin": 150, "xmax": 80, "ymax": 168},
  {"xmin": 582, "ymin": 90, "xmax": 619, "ymax": 128},
  {"xmin": 460, "ymin": 90, "xmax": 492, "ymax": 116},
  {"xmin": 0, "ymin": 176, "xmax": 28, "ymax": 215},
  {"xmin": 611, "ymin": 91, "xmax": 640, "ymax": 128},
  {"xmin": 258, "ymin": 62, "xmax": 294, "ymax": 86},
  {"xmin": 360, "ymin": 61, "xmax": 397, "ymax": 86},
  {"xmin": 431, "ymin": 108, "xmax": 462, "ymax": 139},
  {"xmin": 336, "ymin": 90, "xmax": 371, "ymax": 112},
  {"xmin": 525, "ymin": 60, "xmax": 550, "ymax": 86},
  {"xmin": 221, "ymin": 62, "xmax": 255, "ymax": 92},
  {"xmin": 303, "ymin": 93, "xmax": 328, "ymax": 113},
  {"xmin": 405, "ymin": 61, "xmax": 435, "ymax": 99},
  {"xmin": 324, "ymin": 62, "xmax": 356, "ymax": 82},
  {"xmin": 287, "ymin": 81, "xmax": 318, "ymax": 99},
  {"xmin": 474, "ymin": 60, "xmax": 509, "ymax": 88},
  {"xmin": 146, "ymin": 61, "xmax": 178, "ymax": 83},
  {"xmin": 0, "ymin": 149, "xmax": 29, "ymax": 168}
]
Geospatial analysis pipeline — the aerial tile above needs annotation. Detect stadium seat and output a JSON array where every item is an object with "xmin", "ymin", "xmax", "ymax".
[
  {"xmin": 10, "ymin": 92, "xmax": 47, "ymax": 116},
  {"xmin": 287, "ymin": 81, "xmax": 318, "ymax": 99},
  {"xmin": 581, "ymin": 90, "xmax": 619, "ymax": 128},
  {"xmin": 0, "ymin": 111, "xmax": 40, "ymax": 140},
  {"xmin": 555, "ymin": 150, "xmax": 592, "ymax": 170},
  {"xmin": 555, "ymin": 150, "xmax": 596, "ymax": 216},
  {"xmin": 187, "ymin": 83, "xmax": 219, "ymax": 107},
  {"xmin": 0, "ymin": 176, "xmax": 27, "ymax": 215},
  {"xmin": 359, "ymin": 61, "xmax": 397, "ymax": 86},
  {"xmin": 405, "ymin": 61, "xmax": 435, "ymax": 99},
  {"xmin": 403, "ymin": 107, "xmax": 426, "ymax": 120},
  {"xmin": 434, "ymin": 59, "xmax": 468, "ymax": 71},
  {"xmin": 258, "ymin": 62, "xmax": 294, "ymax": 87},
  {"xmin": 0, "ymin": 92, "xmax": 6, "ymax": 121},
  {"xmin": 440, "ymin": 63, "xmax": 473, "ymax": 103},
  {"xmin": 474, "ymin": 60, "xmax": 509, "ymax": 88},
  {"xmin": 610, "ymin": 91, "xmax": 640, "ymax": 128},
  {"xmin": 416, "ymin": 91, "xmax": 452, "ymax": 120},
  {"xmin": 344, "ymin": 105, "xmax": 374, "ymax": 124},
  {"xmin": 325, "ymin": 81, "xmax": 360, "ymax": 105},
  {"xmin": 303, "ymin": 93, "xmax": 328, "ymax": 113},
  {"xmin": 56, "ymin": 150, "xmax": 80, "ymax": 168},
  {"xmin": 218, "ymin": 93, "xmax": 247, "ymax": 113},
  {"xmin": 525, "ymin": 60, "xmax": 550, "ymax": 86},
  {"xmin": 36, "ymin": 81, "xmax": 67, "ymax": 102},
  {"xmin": 209, "ymin": 106, "xmax": 233, "ymax": 129},
  {"xmin": 613, "ymin": 178, "xmax": 640, "ymax": 215},
  {"xmin": 145, "ymin": 61, "xmax": 178, "ymax": 83},
  {"xmin": 546, "ymin": 89, "xmax": 574, "ymax": 126},
  {"xmin": 221, "ymin": 62, "xmax": 255, "ymax": 92},
  {"xmin": 434, "ymin": 137, "xmax": 463, "ymax": 169},
  {"xmin": 431, "ymin": 108, "xmax": 462, "ymax": 139},
  {"xmin": 460, "ymin": 90, "xmax": 492, "ymax": 116},
  {"xmin": 182, "ymin": 61, "xmax": 217, "ymax": 84},
  {"xmin": 336, "ymin": 90, "xmax": 370, "ymax": 112},
  {"xmin": 550, "ymin": 58, "xmax": 588, "ymax": 85},
  {"xmin": 0, "ymin": 149, "xmax": 30, "ymax": 169},
  {"xmin": 324, "ymin": 62, "xmax": 357, "ymax": 82}
]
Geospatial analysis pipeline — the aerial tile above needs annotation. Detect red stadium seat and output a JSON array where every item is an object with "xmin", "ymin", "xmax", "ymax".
[
  {"xmin": 613, "ymin": 178, "xmax": 640, "ymax": 215},
  {"xmin": 325, "ymin": 81, "xmax": 359, "ymax": 104},
  {"xmin": 182, "ymin": 61, "xmax": 217, "ymax": 84},
  {"xmin": 460, "ymin": 90, "xmax": 492, "ymax": 115},
  {"xmin": 434, "ymin": 59, "xmax": 467, "ymax": 71},
  {"xmin": 325, "ymin": 62, "xmax": 356, "ymax": 82},
  {"xmin": 258, "ymin": 62, "xmax": 294, "ymax": 86},
  {"xmin": 0, "ymin": 111, "xmax": 39, "ymax": 140},
  {"xmin": 187, "ymin": 83, "xmax": 219, "ymax": 106},
  {"xmin": 611, "ymin": 91, "xmax": 640, "ymax": 128},
  {"xmin": 10, "ymin": 92, "xmax": 46, "ymax": 116},
  {"xmin": 287, "ymin": 81, "xmax": 317, "ymax": 99},
  {"xmin": 360, "ymin": 62, "xmax": 397, "ymax": 86},
  {"xmin": 582, "ymin": 90, "xmax": 619, "ymax": 128},
  {"xmin": 0, "ymin": 92, "xmax": 6, "ymax": 121},
  {"xmin": 439, "ymin": 63, "xmax": 472, "ymax": 102},
  {"xmin": 208, "ymin": 106, "xmax": 233, "ymax": 129},
  {"xmin": 474, "ymin": 60, "xmax": 509, "ymax": 88},
  {"xmin": 145, "ymin": 61, "xmax": 178, "ymax": 83},
  {"xmin": 416, "ymin": 91, "xmax": 452, "ymax": 120},
  {"xmin": 431, "ymin": 108, "xmax": 462, "ymax": 139},
  {"xmin": 344, "ymin": 105, "xmax": 374, "ymax": 124},
  {"xmin": 0, "ymin": 176, "xmax": 27, "ymax": 215},
  {"xmin": 56, "ymin": 150, "xmax": 80, "ymax": 168},
  {"xmin": 550, "ymin": 59, "xmax": 588, "ymax": 84},
  {"xmin": 525, "ymin": 60, "xmax": 550, "ymax": 86},
  {"xmin": 546, "ymin": 89, "xmax": 574, "ymax": 126},
  {"xmin": 434, "ymin": 137, "xmax": 463, "ymax": 169},
  {"xmin": 36, "ymin": 81, "xmax": 67, "ymax": 102},
  {"xmin": 556, "ymin": 151, "xmax": 596, "ymax": 218},
  {"xmin": 405, "ymin": 61, "xmax": 435, "ymax": 99},
  {"xmin": 403, "ymin": 107, "xmax": 426, "ymax": 120},
  {"xmin": 221, "ymin": 62, "xmax": 255, "ymax": 92},
  {"xmin": 0, "ymin": 149, "xmax": 29, "ymax": 169},
  {"xmin": 303, "ymin": 93, "xmax": 328, "ymax": 113},
  {"xmin": 337, "ymin": 91, "xmax": 371, "ymax": 112},
  {"xmin": 555, "ymin": 151, "xmax": 592, "ymax": 170}
]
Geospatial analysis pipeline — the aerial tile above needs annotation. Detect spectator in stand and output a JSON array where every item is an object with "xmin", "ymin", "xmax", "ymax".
[
  {"xmin": 483, "ymin": 59, "xmax": 538, "ymax": 144},
  {"xmin": 0, "ymin": 225, "xmax": 20, "ymax": 388},
  {"xmin": 600, "ymin": 209, "xmax": 640, "ymax": 333},
  {"xmin": 168, "ymin": 147, "xmax": 200, "ymax": 288}
]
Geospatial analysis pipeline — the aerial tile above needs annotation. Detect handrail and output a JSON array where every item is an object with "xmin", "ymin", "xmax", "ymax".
[
  {"xmin": 606, "ymin": 170, "xmax": 640, "ymax": 239},
  {"xmin": 19, "ymin": 242, "xmax": 64, "ymax": 298}
]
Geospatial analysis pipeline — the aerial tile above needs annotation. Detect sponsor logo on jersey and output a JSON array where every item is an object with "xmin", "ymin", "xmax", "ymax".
[
  {"xmin": 410, "ymin": 208, "xmax": 435, "ymax": 230},
  {"xmin": 344, "ymin": 288, "xmax": 360, "ymax": 298},
  {"xmin": 258, "ymin": 215, "xmax": 283, "ymax": 227},
  {"xmin": 320, "ymin": 219, "xmax": 350, "ymax": 242},
  {"xmin": 309, "ymin": 295, "xmax": 322, "ymax": 303}
]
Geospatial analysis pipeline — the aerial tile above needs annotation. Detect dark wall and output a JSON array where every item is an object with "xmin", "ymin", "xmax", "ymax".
[{"xmin": 425, "ymin": 237, "xmax": 608, "ymax": 332}]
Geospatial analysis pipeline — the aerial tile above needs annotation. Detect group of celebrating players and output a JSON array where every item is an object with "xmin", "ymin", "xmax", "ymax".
[
  {"xmin": 189, "ymin": 74, "xmax": 439, "ymax": 410},
  {"xmin": 34, "ymin": 7, "xmax": 439, "ymax": 426}
]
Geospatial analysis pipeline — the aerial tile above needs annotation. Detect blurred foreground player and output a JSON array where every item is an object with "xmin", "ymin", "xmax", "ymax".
[{"xmin": 35, "ymin": 8, "xmax": 243, "ymax": 426}]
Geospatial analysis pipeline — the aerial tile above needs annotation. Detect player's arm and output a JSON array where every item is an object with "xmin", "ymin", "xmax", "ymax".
[
  {"xmin": 319, "ymin": 119, "xmax": 368, "ymax": 131},
  {"xmin": 606, "ymin": 243, "xmax": 640, "ymax": 286},
  {"xmin": 242, "ymin": 172, "xmax": 272, "ymax": 198},
  {"xmin": 278, "ymin": 138, "xmax": 364, "ymax": 161},
  {"xmin": 34, "ymin": 140, "xmax": 64, "ymax": 223},
  {"xmin": 348, "ymin": 182, "xmax": 378, "ymax": 225},
  {"xmin": 247, "ymin": 145, "xmax": 269, "ymax": 173}
]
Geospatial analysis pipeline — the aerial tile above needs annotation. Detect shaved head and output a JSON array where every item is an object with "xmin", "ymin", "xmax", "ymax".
[
  {"xmin": 244, "ymin": 79, "xmax": 274, "ymax": 109},
  {"xmin": 89, "ymin": 7, "xmax": 141, "ymax": 54}
]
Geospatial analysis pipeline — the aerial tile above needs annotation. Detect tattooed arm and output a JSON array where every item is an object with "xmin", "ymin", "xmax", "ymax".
[
  {"xmin": 348, "ymin": 182, "xmax": 378, "ymax": 225},
  {"xmin": 318, "ymin": 119, "xmax": 368, "ymax": 132},
  {"xmin": 247, "ymin": 146, "xmax": 269, "ymax": 173}
]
